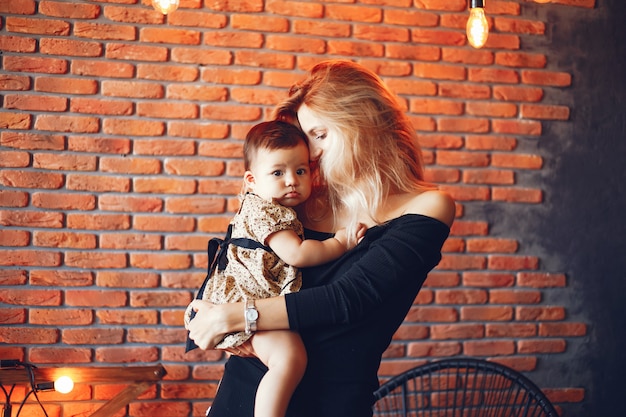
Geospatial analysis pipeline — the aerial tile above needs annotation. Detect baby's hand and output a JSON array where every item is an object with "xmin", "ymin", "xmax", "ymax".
[
  {"xmin": 355, "ymin": 222, "xmax": 368, "ymax": 243},
  {"xmin": 335, "ymin": 223, "xmax": 368, "ymax": 251}
]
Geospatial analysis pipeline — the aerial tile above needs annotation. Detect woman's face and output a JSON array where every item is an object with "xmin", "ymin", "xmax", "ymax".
[{"xmin": 297, "ymin": 104, "xmax": 330, "ymax": 162}]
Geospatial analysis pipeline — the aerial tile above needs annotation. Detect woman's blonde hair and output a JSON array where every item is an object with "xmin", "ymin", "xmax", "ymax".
[{"xmin": 273, "ymin": 59, "xmax": 434, "ymax": 235}]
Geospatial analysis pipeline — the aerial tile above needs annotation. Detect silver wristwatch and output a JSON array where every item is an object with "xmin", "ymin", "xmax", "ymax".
[{"xmin": 244, "ymin": 298, "xmax": 258, "ymax": 335}]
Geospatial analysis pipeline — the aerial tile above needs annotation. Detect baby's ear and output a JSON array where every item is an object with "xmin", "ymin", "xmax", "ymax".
[{"xmin": 243, "ymin": 171, "xmax": 256, "ymax": 189}]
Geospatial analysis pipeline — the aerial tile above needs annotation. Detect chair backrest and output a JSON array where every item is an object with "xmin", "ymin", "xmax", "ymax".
[{"xmin": 373, "ymin": 358, "xmax": 558, "ymax": 417}]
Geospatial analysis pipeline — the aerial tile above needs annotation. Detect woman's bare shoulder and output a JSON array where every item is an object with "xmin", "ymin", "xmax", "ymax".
[{"xmin": 405, "ymin": 189, "xmax": 456, "ymax": 227}]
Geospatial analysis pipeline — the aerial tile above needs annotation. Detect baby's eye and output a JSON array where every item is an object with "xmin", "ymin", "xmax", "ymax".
[
  {"xmin": 272, "ymin": 170, "xmax": 283, "ymax": 177},
  {"xmin": 296, "ymin": 168, "xmax": 308, "ymax": 175}
]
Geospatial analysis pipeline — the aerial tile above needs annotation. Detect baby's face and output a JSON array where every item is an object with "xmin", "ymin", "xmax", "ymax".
[{"xmin": 245, "ymin": 141, "xmax": 312, "ymax": 207}]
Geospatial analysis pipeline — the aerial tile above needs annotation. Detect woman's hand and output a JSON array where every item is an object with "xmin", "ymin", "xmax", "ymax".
[{"xmin": 187, "ymin": 299, "xmax": 233, "ymax": 350}]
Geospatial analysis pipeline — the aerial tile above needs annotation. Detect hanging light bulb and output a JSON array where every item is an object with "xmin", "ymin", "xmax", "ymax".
[
  {"xmin": 152, "ymin": 0, "xmax": 179, "ymax": 15},
  {"xmin": 54, "ymin": 375, "xmax": 74, "ymax": 394},
  {"xmin": 466, "ymin": 0, "xmax": 489, "ymax": 49}
]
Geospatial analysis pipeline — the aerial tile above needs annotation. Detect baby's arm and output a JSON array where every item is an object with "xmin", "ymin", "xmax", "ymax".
[{"xmin": 267, "ymin": 224, "xmax": 366, "ymax": 268}]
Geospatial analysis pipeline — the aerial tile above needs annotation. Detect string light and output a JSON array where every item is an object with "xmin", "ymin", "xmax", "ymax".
[
  {"xmin": 152, "ymin": 0, "xmax": 179, "ymax": 15},
  {"xmin": 54, "ymin": 376, "xmax": 74, "ymax": 394},
  {"xmin": 466, "ymin": 0, "xmax": 489, "ymax": 49}
]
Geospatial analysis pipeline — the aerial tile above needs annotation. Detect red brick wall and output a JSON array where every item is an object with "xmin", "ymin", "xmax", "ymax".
[{"xmin": 0, "ymin": 0, "xmax": 594, "ymax": 415}]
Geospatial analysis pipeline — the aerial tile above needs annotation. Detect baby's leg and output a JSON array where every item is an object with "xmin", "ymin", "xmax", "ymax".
[{"xmin": 250, "ymin": 330, "xmax": 307, "ymax": 417}]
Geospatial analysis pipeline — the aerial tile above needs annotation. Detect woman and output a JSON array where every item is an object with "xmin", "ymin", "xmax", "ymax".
[{"xmin": 187, "ymin": 59, "xmax": 456, "ymax": 417}]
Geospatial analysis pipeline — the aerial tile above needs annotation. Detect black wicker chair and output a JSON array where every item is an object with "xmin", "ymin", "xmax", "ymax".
[{"xmin": 373, "ymin": 358, "xmax": 558, "ymax": 417}]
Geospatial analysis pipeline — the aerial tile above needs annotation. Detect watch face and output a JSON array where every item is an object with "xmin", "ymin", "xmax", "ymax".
[{"xmin": 246, "ymin": 309, "xmax": 258, "ymax": 320}]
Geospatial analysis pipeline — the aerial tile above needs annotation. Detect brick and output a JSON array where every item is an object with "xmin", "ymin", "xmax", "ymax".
[
  {"xmin": 462, "ymin": 169, "xmax": 515, "ymax": 185},
  {"xmin": 439, "ymin": 82, "xmax": 491, "ymax": 99},
  {"xmin": 0, "ymin": 229, "xmax": 30, "ymax": 246},
  {"xmin": 542, "ymin": 388, "xmax": 585, "ymax": 404},
  {"xmin": 29, "ymin": 347, "xmax": 92, "ymax": 364},
  {"xmin": 440, "ymin": 237, "xmax": 464, "ymax": 252},
  {"xmin": 133, "ymin": 215, "xmax": 195, "ymax": 232},
  {"xmin": 197, "ymin": 215, "xmax": 232, "ymax": 233},
  {"xmin": 6, "ymin": 16, "xmax": 70, "ymax": 35},
  {"xmin": 424, "ymin": 167, "xmax": 461, "ymax": 184},
  {"xmin": 325, "ymin": 4, "xmax": 382, "ymax": 22},
  {"xmin": 68, "ymin": 136, "xmax": 131, "ymax": 154},
  {"xmin": 521, "ymin": 70, "xmax": 572, "ymax": 87},
  {"xmin": 35, "ymin": 114, "xmax": 100, "ymax": 133},
  {"xmin": 463, "ymin": 272, "xmax": 515, "ymax": 287},
  {"xmin": 102, "ymin": 118, "xmax": 165, "ymax": 136},
  {"xmin": 0, "ymin": 0, "xmax": 36, "ymax": 14},
  {"xmin": 469, "ymin": 67, "xmax": 520, "ymax": 84},
  {"xmin": 66, "ymin": 213, "xmax": 130, "ymax": 230},
  {"xmin": 463, "ymin": 340, "xmax": 516, "ymax": 356},
  {"xmin": 201, "ymin": 67, "xmax": 261, "ymax": 85},
  {"xmin": 96, "ymin": 271, "xmax": 160, "ymax": 288},
  {"xmin": 32, "ymin": 192, "xmax": 96, "ymax": 211},
  {"xmin": 518, "ymin": 339, "xmax": 567, "ymax": 354},
  {"xmin": 134, "ymin": 139, "xmax": 196, "ymax": 156},
  {"xmin": 539, "ymin": 322, "xmax": 587, "ymax": 337},
  {"xmin": 201, "ymin": 104, "xmax": 262, "ymax": 121},
  {"xmin": 130, "ymin": 290, "xmax": 191, "ymax": 307},
  {"xmin": 352, "ymin": 25, "xmax": 409, "ymax": 43},
  {"xmin": 492, "ymin": 119, "xmax": 542, "ymax": 136},
  {"xmin": 493, "ymin": 85, "xmax": 544, "ymax": 102},
  {"xmin": 486, "ymin": 323, "xmax": 537, "ymax": 338},
  {"xmin": 436, "ymin": 289, "xmax": 488, "ymax": 305},
  {"xmin": 3, "ymin": 55, "xmax": 67, "ymax": 73},
  {"xmin": 71, "ymin": 59, "xmax": 135, "ymax": 78},
  {"xmin": 495, "ymin": 51, "xmax": 547, "ymax": 68},
  {"xmin": 491, "ymin": 153, "xmax": 543, "ymax": 169},
  {"xmin": 441, "ymin": 184, "xmax": 491, "ymax": 202},
  {"xmin": 430, "ymin": 324, "xmax": 485, "ymax": 340},
  {"xmin": 139, "ymin": 27, "xmax": 201, "ymax": 44},
  {"xmin": 172, "ymin": 47, "xmax": 233, "ymax": 65},
  {"xmin": 488, "ymin": 255, "xmax": 539, "ymax": 270},
  {"xmin": 0, "ymin": 151, "xmax": 30, "ymax": 168},
  {"xmin": 460, "ymin": 306, "xmax": 513, "ymax": 321},
  {"xmin": 0, "ymin": 111, "xmax": 31, "ymax": 129},
  {"xmin": 411, "ymin": 99, "xmax": 464, "ymax": 115},
  {"xmin": 4, "ymin": 93, "xmax": 66, "ymax": 112},
  {"xmin": 98, "ymin": 195, "xmax": 163, "ymax": 213},
  {"xmin": 105, "ymin": 42, "xmax": 168, "ymax": 61},
  {"xmin": 167, "ymin": 84, "xmax": 226, "ymax": 101},
  {"xmin": 0, "ymin": 288, "xmax": 62, "ymax": 305},
  {"xmin": 516, "ymin": 306, "xmax": 566, "ymax": 321},
  {"xmin": 407, "ymin": 341, "xmax": 462, "ymax": 357},
  {"xmin": 266, "ymin": 34, "xmax": 326, "ymax": 54},
  {"xmin": 0, "ymin": 190, "xmax": 29, "ymax": 207},
  {"xmin": 0, "ymin": 35, "xmax": 37, "ymax": 52},
  {"xmin": 493, "ymin": 187, "xmax": 543, "ymax": 203},
  {"xmin": 0, "ymin": 327, "xmax": 58, "ymax": 344},
  {"xmin": 161, "ymin": 271, "xmax": 206, "ymax": 289},
  {"xmin": 437, "ymin": 150, "xmax": 490, "ymax": 166},
  {"xmin": 494, "ymin": 17, "xmax": 545, "ymax": 35},
  {"xmin": 169, "ymin": 122, "xmax": 230, "ymax": 140},
  {"xmin": 449, "ymin": 220, "xmax": 489, "ymax": 236},
  {"xmin": 0, "ymin": 308, "xmax": 26, "ymax": 324},
  {"xmin": 0, "ymin": 74, "xmax": 31, "ymax": 90},
  {"xmin": 437, "ymin": 254, "xmax": 487, "ymax": 270},
  {"xmin": 0, "ymin": 209, "xmax": 64, "ymax": 227},
  {"xmin": 34, "ymin": 153, "xmax": 97, "ymax": 171},
  {"xmin": 2, "ymin": 163, "xmax": 54, "ymax": 187},
  {"xmin": 136, "ymin": 101, "xmax": 199, "ymax": 119},
  {"xmin": 489, "ymin": 289, "xmax": 541, "ymax": 304},
  {"xmin": 466, "ymin": 135, "xmax": 517, "ymax": 151},
  {"xmin": 103, "ymin": 6, "xmax": 165, "ymax": 25},
  {"xmin": 138, "ymin": 63, "xmax": 199, "ymax": 82},
  {"xmin": 39, "ymin": 1, "xmax": 101, "ymax": 19},
  {"xmin": 30, "ymin": 308, "xmax": 93, "ymax": 325},
  {"xmin": 101, "ymin": 80, "xmax": 164, "ymax": 98},
  {"xmin": 384, "ymin": 8, "xmax": 439, "ymax": 27},
  {"xmin": 165, "ymin": 196, "xmax": 225, "ymax": 214},
  {"xmin": 62, "ymin": 328, "xmax": 124, "ymax": 345},
  {"xmin": 33, "ymin": 230, "xmax": 97, "ymax": 249},
  {"xmin": 292, "ymin": 20, "xmax": 350, "ymax": 38},
  {"xmin": 167, "ymin": 9, "xmax": 227, "ymax": 28},
  {"xmin": 40, "ymin": 37, "xmax": 102, "ymax": 57},
  {"xmin": 517, "ymin": 272, "xmax": 566, "ymax": 288},
  {"xmin": 66, "ymin": 174, "xmax": 130, "ymax": 192},
  {"xmin": 97, "ymin": 309, "xmax": 158, "ymax": 325},
  {"xmin": 414, "ymin": 0, "xmax": 466, "ymax": 11},
  {"xmin": 520, "ymin": 104, "xmax": 570, "ymax": 120},
  {"xmin": 385, "ymin": 43, "xmax": 440, "ymax": 61},
  {"xmin": 100, "ymin": 233, "xmax": 162, "ymax": 250},
  {"xmin": 128, "ymin": 327, "xmax": 184, "ymax": 344},
  {"xmin": 30, "ymin": 269, "xmax": 94, "ymax": 286},
  {"xmin": 411, "ymin": 28, "xmax": 466, "ymax": 46},
  {"xmin": 466, "ymin": 101, "xmax": 518, "ymax": 117},
  {"xmin": 96, "ymin": 346, "xmax": 160, "ymax": 364},
  {"xmin": 70, "ymin": 97, "xmax": 133, "ymax": 116},
  {"xmin": 441, "ymin": 47, "xmax": 494, "ymax": 65},
  {"xmin": 64, "ymin": 251, "xmax": 127, "ymax": 269},
  {"xmin": 133, "ymin": 178, "xmax": 197, "ymax": 194}
]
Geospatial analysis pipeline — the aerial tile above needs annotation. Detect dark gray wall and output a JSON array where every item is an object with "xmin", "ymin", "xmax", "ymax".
[{"xmin": 495, "ymin": 0, "xmax": 626, "ymax": 414}]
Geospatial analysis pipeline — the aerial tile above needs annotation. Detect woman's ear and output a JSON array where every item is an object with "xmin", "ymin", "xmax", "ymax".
[{"xmin": 243, "ymin": 171, "xmax": 256, "ymax": 190}]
